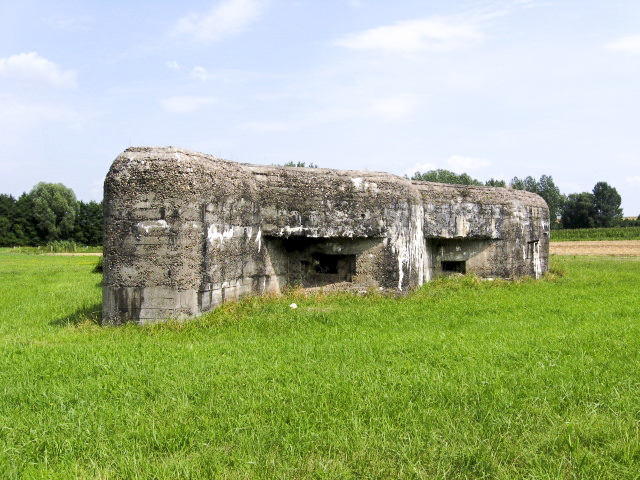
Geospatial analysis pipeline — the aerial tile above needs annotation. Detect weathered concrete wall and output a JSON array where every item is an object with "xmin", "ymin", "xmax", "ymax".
[
  {"xmin": 414, "ymin": 182, "xmax": 550, "ymax": 279},
  {"xmin": 103, "ymin": 147, "xmax": 549, "ymax": 325}
]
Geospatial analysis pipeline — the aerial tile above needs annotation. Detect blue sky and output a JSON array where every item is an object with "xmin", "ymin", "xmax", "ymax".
[{"xmin": 1, "ymin": 0, "xmax": 639, "ymax": 215}]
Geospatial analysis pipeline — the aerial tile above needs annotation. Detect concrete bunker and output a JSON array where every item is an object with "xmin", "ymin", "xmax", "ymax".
[{"xmin": 103, "ymin": 147, "xmax": 550, "ymax": 325}]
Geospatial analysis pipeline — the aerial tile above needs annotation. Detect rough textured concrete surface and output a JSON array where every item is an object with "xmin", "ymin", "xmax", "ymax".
[{"xmin": 103, "ymin": 147, "xmax": 550, "ymax": 325}]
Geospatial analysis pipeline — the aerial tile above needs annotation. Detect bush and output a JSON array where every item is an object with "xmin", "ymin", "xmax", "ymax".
[
  {"xmin": 93, "ymin": 256, "xmax": 103, "ymax": 273},
  {"xmin": 45, "ymin": 240, "xmax": 78, "ymax": 253}
]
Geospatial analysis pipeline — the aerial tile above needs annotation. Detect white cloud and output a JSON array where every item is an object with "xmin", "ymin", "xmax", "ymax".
[
  {"xmin": 402, "ymin": 162, "xmax": 437, "ymax": 178},
  {"xmin": 171, "ymin": 0, "xmax": 263, "ymax": 43},
  {"xmin": 43, "ymin": 14, "xmax": 93, "ymax": 32},
  {"xmin": 446, "ymin": 155, "xmax": 490, "ymax": 172},
  {"xmin": 166, "ymin": 61, "xmax": 180, "ymax": 70},
  {"xmin": 0, "ymin": 52, "xmax": 76, "ymax": 89},
  {"xmin": 334, "ymin": 17, "xmax": 482, "ymax": 55},
  {"xmin": 239, "ymin": 121, "xmax": 290, "ymax": 133},
  {"xmin": 367, "ymin": 95, "xmax": 417, "ymax": 120},
  {"xmin": 192, "ymin": 66, "xmax": 216, "ymax": 81},
  {"xmin": 557, "ymin": 181, "xmax": 583, "ymax": 195},
  {"xmin": 0, "ymin": 94, "xmax": 82, "ymax": 129},
  {"xmin": 625, "ymin": 176, "xmax": 640, "ymax": 186},
  {"xmin": 161, "ymin": 96, "xmax": 217, "ymax": 113},
  {"xmin": 607, "ymin": 34, "xmax": 640, "ymax": 54},
  {"xmin": 89, "ymin": 179, "xmax": 103, "ymax": 199}
]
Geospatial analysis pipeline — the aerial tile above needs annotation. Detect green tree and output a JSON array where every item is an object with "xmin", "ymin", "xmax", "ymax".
[
  {"xmin": 592, "ymin": 181, "xmax": 623, "ymax": 227},
  {"xmin": 74, "ymin": 200, "xmax": 103, "ymax": 245},
  {"xmin": 485, "ymin": 178, "xmax": 507, "ymax": 187},
  {"xmin": 0, "ymin": 194, "xmax": 15, "ymax": 218},
  {"xmin": 561, "ymin": 192, "xmax": 596, "ymax": 229},
  {"xmin": 510, "ymin": 176, "xmax": 538, "ymax": 193},
  {"xmin": 412, "ymin": 169, "xmax": 483, "ymax": 186},
  {"xmin": 282, "ymin": 161, "xmax": 318, "ymax": 168},
  {"xmin": 0, "ymin": 216, "xmax": 18, "ymax": 246},
  {"xmin": 0, "ymin": 194, "xmax": 16, "ymax": 246},
  {"xmin": 510, "ymin": 175, "xmax": 565, "ymax": 229},
  {"xmin": 12, "ymin": 193, "xmax": 37, "ymax": 245},
  {"xmin": 30, "ymin": 183, "xmax": 78, "ymax": 243},
  {"xmin": 537, "ymin": 175, "xmax": 565, "ymax": 229}
]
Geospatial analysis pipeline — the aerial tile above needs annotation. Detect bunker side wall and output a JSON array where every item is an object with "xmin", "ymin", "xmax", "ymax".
[
  {"xmin": 103, "ymin": 147, "xmax": 266, "ymax": 325},
  {"xmin": 414, "ymin": 182, "xmax": 550, "ymax": 279}
]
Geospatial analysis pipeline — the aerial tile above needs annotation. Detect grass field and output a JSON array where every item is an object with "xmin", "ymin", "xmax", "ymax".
[
  {"xmin": 551, "ymin": 226, "xmax": 640, "ymax": 242},
  {"xmin": 4, "ymin": 244, "xmax": 102, "ymax": 255},
  {"xmin": 0, "ymin": 252, "xmax": 639, "ymax": 478}
]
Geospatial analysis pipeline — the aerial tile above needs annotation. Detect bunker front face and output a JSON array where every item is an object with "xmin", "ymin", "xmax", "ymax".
[{"xmin": 103, "ymin": 147, "xmax": 549, "ymax": 325}]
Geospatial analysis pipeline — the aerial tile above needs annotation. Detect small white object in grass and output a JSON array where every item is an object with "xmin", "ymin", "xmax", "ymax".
[{"xmin": 289, "ymin": 303, "xmax": 297, "ymax": 309}]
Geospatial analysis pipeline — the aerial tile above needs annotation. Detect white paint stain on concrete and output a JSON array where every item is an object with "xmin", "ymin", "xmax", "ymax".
[
  {"xmin": 455, "ymin": 215, "xmax": 469, "ymax": 237},
  {"xmin": 137, "ymin": 220, "xmax": 169, "ymax": 233},
  {"xmin": 532, "ymin": 241, "xmax": 541, "ymax": 279},
  {"xmin": 281, "ymin": 225, "xmax": 304, "ymax": 236},
  {"xmin": 255, "ymin": 228, "xmax": 262, "ymax": 252},
  {"xmin": 208, "ymin": 225, "xmax": 234, "ymax": 243},
  {"xmin": 390, "ymin": 204, "xmax": 427, "ymax": 290}
]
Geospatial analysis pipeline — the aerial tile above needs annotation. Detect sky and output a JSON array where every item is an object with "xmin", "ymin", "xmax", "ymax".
[{"xmin": 1, "ymin": 0, "xmax": 639, "ymax": 215}]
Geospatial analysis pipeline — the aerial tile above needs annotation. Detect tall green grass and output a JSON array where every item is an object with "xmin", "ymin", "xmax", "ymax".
[
  {"xmin": 552, "ymin": 226, "xmax": 640, "ymax": 242},
  {"xmin": 0, "ymin": 253, "xmax": 639, "ymax": 478}
]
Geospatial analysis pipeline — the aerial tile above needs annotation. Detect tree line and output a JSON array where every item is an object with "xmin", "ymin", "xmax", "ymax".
[
  {"xmin": 0, "ymin": 183, "xmax": 102, "ymax": 247},
  {"xmin": 411, "ymin": 169, "xmax": 637, "ymax": 230}
]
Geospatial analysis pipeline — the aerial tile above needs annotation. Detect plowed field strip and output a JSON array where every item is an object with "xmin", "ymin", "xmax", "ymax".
[{"xmin": 550, "ymin": 240, "xmax": 640, "ymax": 256}]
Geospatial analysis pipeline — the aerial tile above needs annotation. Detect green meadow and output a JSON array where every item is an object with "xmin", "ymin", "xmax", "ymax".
[{"xmin": 0, "ymin": 250, "xmax": 639, "ymax": 479}]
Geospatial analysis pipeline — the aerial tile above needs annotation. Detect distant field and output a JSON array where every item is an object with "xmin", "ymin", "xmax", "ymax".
[
  {"xmin": 551, "ymin": 226, "xmax": 640, "ymax": 242},
  {"xmin": 550, "ymin": 240, "xmax": 640, "ymax": 256},
  {"xmin": 0, "ymin": 253, "xmax": 639, "ymax": 478}
]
